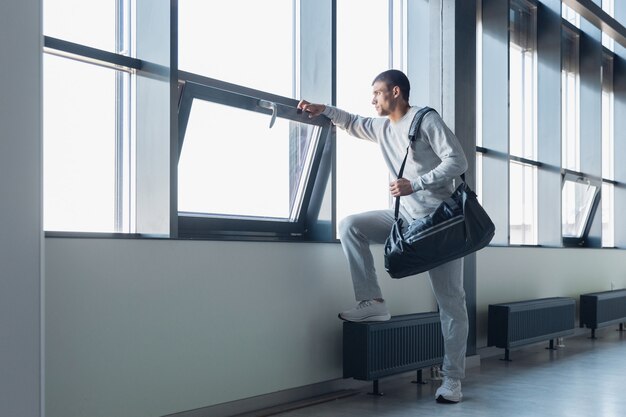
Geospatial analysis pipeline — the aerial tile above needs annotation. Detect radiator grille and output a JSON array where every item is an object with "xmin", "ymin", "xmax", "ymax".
[
  {"xmin": 343, "ymin": 312, "xmax": 443, "ymax": 380},
  {"xmin": 580, "ymin": 289, "xmax": 626, "ymax": 329},
  {"xmin": 488, "ymin": 297, "xmax": 576, "ymax": 349},
  {"xmin": 508, "ymin": 305, "xmax": 574, "ymax": 342},
  {"xmin": 368, "ymin": 321, "xmax": 443, "ymax": 374}
]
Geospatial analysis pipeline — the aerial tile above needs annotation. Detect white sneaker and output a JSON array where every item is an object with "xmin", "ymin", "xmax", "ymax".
[
  {"xmin": 338, "ymin": 300, "xmax": 391, "ymax": 322},
  {"xmin": 435, "ymin": 377, "xmax": 462, "ymax": 403}
]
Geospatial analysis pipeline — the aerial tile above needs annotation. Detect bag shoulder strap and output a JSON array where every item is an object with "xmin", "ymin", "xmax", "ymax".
[
  {"xmin": 393, "ymin": 107, "xmax": 435, "ymax": 219},
  {"xmin": 397, "ymin": 107, "xmax": 435, "ymax": 181}
]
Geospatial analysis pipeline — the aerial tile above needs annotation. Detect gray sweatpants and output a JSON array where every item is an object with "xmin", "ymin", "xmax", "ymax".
[{"xmin": 338, "ymin": 209, "xmax": 469, "ymax": 379}]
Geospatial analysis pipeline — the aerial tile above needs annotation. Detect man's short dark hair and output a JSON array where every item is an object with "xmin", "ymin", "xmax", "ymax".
[{"xmin": 372, "ymin": 69, "xmax": 410, "ymax": 102}]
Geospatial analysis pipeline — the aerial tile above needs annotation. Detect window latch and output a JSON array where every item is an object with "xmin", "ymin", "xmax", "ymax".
[{"xmin": 258, "ymin": 100, "xmax": 277, "ymax": 128}]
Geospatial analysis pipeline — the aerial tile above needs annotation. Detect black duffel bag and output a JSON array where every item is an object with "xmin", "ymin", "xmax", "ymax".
[{"xmin": 384, "ymin": 108, "xmax": 495, "ymax": 279}]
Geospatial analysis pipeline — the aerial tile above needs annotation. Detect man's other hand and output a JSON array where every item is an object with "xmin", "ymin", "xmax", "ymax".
[{"xmin": 389, "ymin": 178, "xmax": 414, "ymax": 197}]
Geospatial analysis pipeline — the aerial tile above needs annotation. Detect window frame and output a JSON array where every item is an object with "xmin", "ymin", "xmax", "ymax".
[{"xmin": 176, "ymin": 73, "xmax": 333, "ymax": 240}]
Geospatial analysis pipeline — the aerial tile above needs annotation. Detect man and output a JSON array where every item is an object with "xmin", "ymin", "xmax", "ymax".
[{"xmin": 298, "ymin": 69, "xmax": 469, "ymax": 404}]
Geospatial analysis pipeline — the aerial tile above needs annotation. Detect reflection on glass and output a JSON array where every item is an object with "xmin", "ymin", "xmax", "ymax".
[
  {"xmin": 44, "ymin": 54, "xmax": 119, "ymax": 232},
  {"xmin": 178, "ymin": 100, "xmax": 320, "ymax": 220},
  {"xmin": 602, "ymin": 183, "xmax": 614, "ymax": 247},
  {"xmin": 562, "ymin": 179, "xmax": 597, "ymax": 238},
  {"xmin": 510, "ymin": 161, "xmax": 537, "ymax": 245},
  {"xmin": 178, "ymin": 0, "xmax": 294, "ymax": 97},
  {"xmin": 336, "ymin": 0, "xmax": 392, "ymax": 230}
]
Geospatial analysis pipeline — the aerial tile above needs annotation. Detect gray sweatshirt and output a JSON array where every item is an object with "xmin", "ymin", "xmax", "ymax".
[{"xmin": 322, "ymin": 105, "xmax": 468, "ymax": 219}]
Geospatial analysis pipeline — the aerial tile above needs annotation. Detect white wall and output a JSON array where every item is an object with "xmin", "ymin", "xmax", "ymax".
[
  {"xmin": 0, "ymin": 1, "xmax": 43, "ymax": 417},
  {"xmin": 45, "ymin": 238, "xmax": 626, "ymax": 417},
  {"xmin": 45, "ymin": 238, "xmax": 435, "ymax": 417},
  {"xmin": 477, "ymin": 246, "xmax": 626, "ymax": 347}
]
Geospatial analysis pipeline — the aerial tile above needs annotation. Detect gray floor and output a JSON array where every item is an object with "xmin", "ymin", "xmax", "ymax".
[{"xmin": 269, "ymin": 327, "xmax": 626, "ymax": 417}]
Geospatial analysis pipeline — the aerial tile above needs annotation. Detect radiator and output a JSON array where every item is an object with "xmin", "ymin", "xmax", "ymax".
[
  {"xmin": 343, "ymin": 312, "xmax": 443, "ymax": 385},
  {"xmin": 580, "ymin": 289, "xmax": 626, "ymax": 338},
  {"xmin": 488, "ymin": 297, "xmax": 576, "ymax": 361}
]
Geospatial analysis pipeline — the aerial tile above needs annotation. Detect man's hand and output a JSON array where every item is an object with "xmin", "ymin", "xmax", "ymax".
[
  {"xmin": 389, "ymin": 178, "xmax": 414, "ymax": 197},
  {"xmin": 297, "ymin": 100, "xmax": 326, "ymax": 118}
]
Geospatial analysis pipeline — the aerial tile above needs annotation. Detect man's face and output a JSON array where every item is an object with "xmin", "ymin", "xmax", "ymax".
[{"xmin": 371, "ymin": 80, "xmax": 397, "ymax": 116}]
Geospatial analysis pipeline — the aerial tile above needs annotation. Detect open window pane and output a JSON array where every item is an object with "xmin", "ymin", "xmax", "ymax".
[
  {"xmin": 44, "ymin": 54, "xmax": 122, "ymax": 232},
  {"xmin": 179, "ymin": 100, "xmax": 320, "ymax": 220},
  {"xmin": 510, "ymin": 161, "xmax": 537, "ymax": 245},
  {"xmin": 176, "ymin": 78, "xmax": 333, "ymax": 240},
  {"xmin": 562, "ymin": 178, "xmax": 598, "ymax": 238},
  {"xmin": 178, "ymin": 0, "xmax": 294, "ymax": 97}
]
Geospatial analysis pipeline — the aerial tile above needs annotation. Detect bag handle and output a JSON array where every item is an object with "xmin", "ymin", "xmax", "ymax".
[{"xmin": 393, "ymin": 107, "xmax": 466, "ymax": 220}]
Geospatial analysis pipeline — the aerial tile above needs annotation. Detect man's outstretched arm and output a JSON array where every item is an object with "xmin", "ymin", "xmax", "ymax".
[{"xmin": 298, "ymin": 100, "xmax": 382, "ymax": 143}]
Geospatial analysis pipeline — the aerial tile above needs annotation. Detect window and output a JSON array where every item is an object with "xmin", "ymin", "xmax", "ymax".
[
  {"xmin": 562, "ymin": 4, "xmax": 580, "ymax": 28},
  {"xmin": 509, "ymin": 1, "xmax": 537, "ymax": 160},
  {"xmin": 602, "ymin": 0, "xmax": 615, "ymax": 51},
  {"xmin": 510, "ymin": 161, "xmax": 537, "ymax": 244},
  {"xmin": 44, "ymin": 55, "xmax": 132, "ymax": 232},
  {"xmin": 176, "ymin": 78, "xmax": 332, "ymax": 239},
  {"xmin": 43, "ymin": 0, "xmax": 136, "ymax": 233},
  {"xmin": 44, "ymin": 0, "xmax": 123, "ymax": 54},
  {"xmin": 602, "ymin": 53, "xmax": 615, "ymax": 247},
  {"xmin": 476, "ymin": 0, "xmax": 483, "ymax": 206},
  {"xmin": 562, "ymin": 174, "xmax": 600, "ymax": 243},
  {"xmin": 561, "ymin": 27, "xmax": 580, "ymax": 172},
  {"xmin": 509, "ymin": 0, "xmax": 537, "ymax": 245},
  {"xmin": 178, "ymin": 0, "xmax": 296, "ymax": 98},
  {"xmin": 335, "ymin": 0, "xmax": 395, "ymax": 229}
]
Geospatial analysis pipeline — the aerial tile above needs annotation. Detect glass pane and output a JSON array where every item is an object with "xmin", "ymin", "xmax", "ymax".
[
  {"xmin": 509, "ymin": 44, "xmax": 524, "ymax": 157},
  {"xmin": 510, "ymin": 161, "xmax": 537, "ymax": 245},
  {"xmin": 509, "ymin": 44, "xmax": 536, "ymax": 160},
  {"xmin": 178, "ymin": 100, "xmax": 320, "ymax": 219},
  {"xmin": 602, "ymin": 183, "xmax": 614, "ymax": 247},
  {"xmin": 562, "ymin": 179, "xmax": 597, "ymax": 238},
  {"xmin": 602, "ymin": 89, "xmax": 614, "ymax": 180},
  {"xmin": 336, "ymin": 0, "xmax": 391, "ymax": 228},
  {"xmin": 562, "ymin": 32, "xmax": 580, "ymax": 171},
  {"xmin": 602, "ymin": 0, "xmax": 615, "ymax": 51},
  {"xmin": 44, "ymin": 0, "xmax": 120, "ymax": 53},
  {"xmin": 44, "ymin": 55, "xmax": 118, "ymax": 232},
  {"xmin": 562, "ymin": 4, "xmax": 580, "ymax": 28},
  {"xmin": 178, "ymin": 0, "xmax": 294, "ymax": 97}
]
